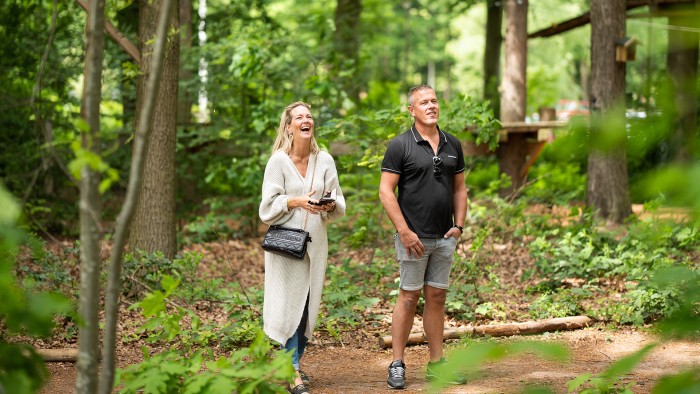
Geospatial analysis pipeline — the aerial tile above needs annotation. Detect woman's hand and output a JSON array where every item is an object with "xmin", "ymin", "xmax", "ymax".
[
  {"xmin": 289, "ymin": 190, "xmax": 336, "ymax": 214},
  {"xmin": 289, "ymin": 190, "xmax": 321, "ymax": 214}
]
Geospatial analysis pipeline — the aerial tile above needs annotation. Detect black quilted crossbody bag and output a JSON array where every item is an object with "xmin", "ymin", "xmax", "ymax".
[
  {"xmin": 261, "ymin": 225, "xmax": 311, "ymax": 259},
  {"xmin": 261, "ymin": 154, "xmax": 317, "ymax": 260}
]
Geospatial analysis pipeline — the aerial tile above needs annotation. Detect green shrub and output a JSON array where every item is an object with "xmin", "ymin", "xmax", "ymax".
[
  {"xmin": 120, "ymin": 274, "xmax": 289, "ymax": 393},
  {"xmin": 529, "ymin": 289, "xmax": 588, "ymax": 320},
  {"xmin": 524, "ymin": 161, "xmax": 586, "ymax": 205},
  {"xmin": 0, "ymin": 185, "xmax": 73, "ymax": 394}
]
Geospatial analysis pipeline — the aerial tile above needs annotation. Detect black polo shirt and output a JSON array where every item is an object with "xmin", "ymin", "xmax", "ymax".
[{"xmin": 381, "ymin": 124, "xmax": 466, "ymax": 238}]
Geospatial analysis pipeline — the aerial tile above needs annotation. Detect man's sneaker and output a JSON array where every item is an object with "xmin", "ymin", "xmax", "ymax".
[
  {"xmin": 426, "ymin": 358, "xmax": 467, "ymax": 385},
  {"xmin": 387, "ymin": 359, "xmax": 406, "ymax": 389}
]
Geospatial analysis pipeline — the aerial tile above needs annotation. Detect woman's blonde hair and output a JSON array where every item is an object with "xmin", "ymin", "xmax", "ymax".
[{"xmin": 271, "ymin": 101, "xmax": 320, "ymax": 154}]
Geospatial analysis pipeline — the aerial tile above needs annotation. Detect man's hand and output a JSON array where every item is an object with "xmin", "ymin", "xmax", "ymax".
[
  {"xmin": 400, "ymin": 231, "xmax": 425, "ymax": 257},
  {"xmin": 444, "ymin": 226, "xmax": 462, "ymax": 239}
]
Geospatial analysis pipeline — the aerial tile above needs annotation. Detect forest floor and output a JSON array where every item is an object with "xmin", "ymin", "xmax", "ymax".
[{"xmin": 26, "ymin": 211, "xmax": 700, "ymax": 393}]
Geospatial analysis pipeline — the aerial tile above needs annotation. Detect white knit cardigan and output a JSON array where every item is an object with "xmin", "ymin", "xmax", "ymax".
[{"xmin": 259, "ymin": 150, "xmax": 346, "ymax": 345}]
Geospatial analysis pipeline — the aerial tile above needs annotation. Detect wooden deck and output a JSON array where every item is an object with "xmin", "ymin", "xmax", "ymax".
[{"xmin": 465, "ymin": 120, "xmax": 571, "ymax": 196}]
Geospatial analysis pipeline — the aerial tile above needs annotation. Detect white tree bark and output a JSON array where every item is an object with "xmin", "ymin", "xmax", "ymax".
[{"xmin": 76, "ymin": 0, "xmax": 106, "ymax": 392}]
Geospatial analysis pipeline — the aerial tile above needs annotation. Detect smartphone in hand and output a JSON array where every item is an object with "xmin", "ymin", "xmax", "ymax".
[{"xmin": 311, "ymin": 189, "xmax": 336, "ymax": 205}]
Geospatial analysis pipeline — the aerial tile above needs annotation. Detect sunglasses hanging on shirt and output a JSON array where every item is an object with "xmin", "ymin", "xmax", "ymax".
[
  {"xmin": 420, "ymin": 141, "xmax": 443, "ymax": 178},
  {"xmin": 432, "ymin": 155, "xmax": 442, "ymax": 177}
]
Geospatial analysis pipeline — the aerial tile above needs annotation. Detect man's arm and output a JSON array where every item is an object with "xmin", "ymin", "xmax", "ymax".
[
  {"xmin": 379, "ymin": 171, "xmax": 425, "ymax": 257},
  {"xmin": 444, "ymin": 171, "xmax": 468, "ymax": 239}
]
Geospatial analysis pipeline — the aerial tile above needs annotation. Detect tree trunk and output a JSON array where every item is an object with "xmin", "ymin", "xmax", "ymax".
[
  {"xmin": 587, "ymin": 0, "xmax": 631, "ymax": 224},
  {"xmin": 76, "ymin": 0, "xmax": 106, "ymax": 393},
  {"xmin": 117, "ymin": 1, "xmax": 139, "ymax": 130},
  {"xmin": 332, "ymin": 0, "xmax": 362, "ymax": 105},
  {"xmin": 665, "ymin": 4, "xmax": 698, "ymax": 164},
  {"xmin": 129, "ymin": 0, "xmax": 180, "ymax": 258},
  {"xmin": 100, "ymin": 1, "xmax": 177, "ymax": 392},
  {"xmin": 178, "ymin": 0, "xmax": 193, "ymax": 126},
  {"xmin": 483, "ymin": 0, "xmax": 503, "ymax": 120},
  {"xmin": 497, "ymin": 0, "xmax": 528, "ymax": 197}
]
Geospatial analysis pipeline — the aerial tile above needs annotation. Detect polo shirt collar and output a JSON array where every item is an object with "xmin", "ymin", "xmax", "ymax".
[{"xmin": 410, "ymin": 123, "xmax": 447, "ymax": 144}]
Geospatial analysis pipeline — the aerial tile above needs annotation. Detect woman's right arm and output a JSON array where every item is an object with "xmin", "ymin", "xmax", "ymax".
[{"xmin": 259, "ymin": 154, "xmax": 295, "ymax": 225}]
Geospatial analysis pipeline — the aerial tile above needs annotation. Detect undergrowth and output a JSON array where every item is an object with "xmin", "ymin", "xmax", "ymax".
[{"xmin": 4, "ymin": 190, "xmax": 699, "ymax": 393}]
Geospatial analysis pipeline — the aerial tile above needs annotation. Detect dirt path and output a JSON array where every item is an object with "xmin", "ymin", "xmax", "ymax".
[{"xmin": 42, "ymin": 328, "xmax": 700, "ymax": 393}]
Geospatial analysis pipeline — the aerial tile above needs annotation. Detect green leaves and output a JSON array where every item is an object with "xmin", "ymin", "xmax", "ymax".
[
  {"xmin": 428, "ymin": 340, "xmax": 569, "ymax": 393},
  {"xmin": 0, "ymin": 185, "xmax": 72, "ymax": 393},
  {"xmin": 567, "ymin": 344, "xmax": 656, "ymax": 394},
  {"xmin": 653, "ymin": 368, "xmax": 700, "ymax": 394},
  {"xmin": 68, "ymin": 139, "xmax": 120, "ymax": 193},
  {"xmin": 441, "ymin": 94, "xmax": 501, "ymax": 151},
  {"xmin": 119, "ymin": 278, "xmax": 293, "ymax": 394}
]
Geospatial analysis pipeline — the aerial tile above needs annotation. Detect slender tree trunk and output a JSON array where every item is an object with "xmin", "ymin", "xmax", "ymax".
[
  {"xmin": 587, "ymin": 0, "xmax": 631, "ymax": 224},
  {"xmin": 332, "ymin": 0, "xmax": 362, "ymax": 105},
  {"xmin": 100, "ymin": 1, "xmax": 177, "ymax": 392},
  {"xmin": 178, "ymin": 0, "xmax": 193, "ymax": 126},
  {"xmin": 665, "ymin": 4, "xmax": 698, "ymax": 163},
  {"xmin": 117, "ymin": 2, "xmax": 139, "ymax": 130},
  {"xmin": 497, "ymin": 0, "xmax": 528, "ymax": 197},
  {"xmin": 178, "ymin": 0, "xmax": 197, "ymax": 204},
  {"xmin": 483, "ymin": 0, "xmax": 503, "ymax": 119},
  {"xmin": 76, "ymin": 0, "xmax": 106, "ymax": 392},
  {"xmin": 129, "ymin": 0, "xmax": 180, "ymax": 258}
]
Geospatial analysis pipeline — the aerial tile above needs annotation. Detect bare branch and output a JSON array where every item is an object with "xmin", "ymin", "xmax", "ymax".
[{"xmin": 75, "ymin": 0, "xmax": 141, "ymax": 64}]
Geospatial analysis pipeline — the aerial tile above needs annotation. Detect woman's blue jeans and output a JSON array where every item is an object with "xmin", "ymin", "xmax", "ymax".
[{"xmin": 283, "ymin": 293, "xmax": 309, "ymax": 371}]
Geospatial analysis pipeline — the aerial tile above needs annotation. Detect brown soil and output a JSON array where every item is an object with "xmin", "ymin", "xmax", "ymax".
[
  {"xmin": 41, "ymin": 329, "xmax": 700, "ymax": 393},
  {"xmin": 27, "ymin": 228, "xmax": 700, "ymax": 394}
]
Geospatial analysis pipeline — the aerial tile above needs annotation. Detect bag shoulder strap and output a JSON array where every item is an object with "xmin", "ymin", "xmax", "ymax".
[{"xmin": 301, "ymin": 153, "xmax": 318, "ymax": 230}]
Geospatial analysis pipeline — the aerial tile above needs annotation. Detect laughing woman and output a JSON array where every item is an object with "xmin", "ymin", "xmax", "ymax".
[{"xmin": 259, "ymin": 101, "xmax": 346, "ymax": 394}]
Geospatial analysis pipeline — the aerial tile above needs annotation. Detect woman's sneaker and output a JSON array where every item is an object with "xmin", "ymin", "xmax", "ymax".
[
  {"xmin": 299, "ymin": 370, "xmax": 310, "ymax": 385},
  {"xmin": 286, "ymin": 383, "xmax": 310, "ymax": 394},
  {"xmin": 387, "ymin": 359, "xmax": 406, "ymax": 389}
]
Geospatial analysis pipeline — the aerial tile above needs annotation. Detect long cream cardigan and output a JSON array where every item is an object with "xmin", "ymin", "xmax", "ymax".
[{"xmin": 259, "ymin": 150, "xmax": 346, "ymax": 345}]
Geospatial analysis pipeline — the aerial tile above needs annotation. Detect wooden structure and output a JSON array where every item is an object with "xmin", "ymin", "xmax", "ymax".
[
  {"xmin": 528, "ymin": 0, "xmax": 698, "ymax": 39},
  {"xmin": 466, "ymin": 116, "xmax": 569, "ymax": 196},
  {"xmin": 616, "ymin": 37, "xmax": 640, "ymax": 62}
]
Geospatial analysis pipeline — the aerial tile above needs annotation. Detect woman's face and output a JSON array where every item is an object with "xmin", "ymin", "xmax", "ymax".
[{"xmin": 287, "ymin": 105, "xmax": 314, "ymax": 144}]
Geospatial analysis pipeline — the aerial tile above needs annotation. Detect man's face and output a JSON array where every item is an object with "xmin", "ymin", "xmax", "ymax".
[{"xmin": 408, "ymin": 88, "xmax": 439, "ymax": 128}]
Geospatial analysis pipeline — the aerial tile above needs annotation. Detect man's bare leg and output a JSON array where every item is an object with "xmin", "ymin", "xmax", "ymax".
[
  {"xmin": 391, "ymin": 288, "xmax": 421, "ymax": 361},
  {"xmin": 423, "ymin": 285, "xmax": 447, "ymax": 362}
]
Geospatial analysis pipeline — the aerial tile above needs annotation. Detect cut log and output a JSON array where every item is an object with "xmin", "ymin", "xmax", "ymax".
[
  {"xmin": 36, "ymin": 348, "xmax": 78, "ymax": 362},
  {"xmin": 378, "ymin": 316, "xmax": 593, "ymax": 349}
]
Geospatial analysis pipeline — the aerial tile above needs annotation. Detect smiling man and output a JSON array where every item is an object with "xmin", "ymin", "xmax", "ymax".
[{"xmin": 379, "ymin": 84, "xmax": 469, "ymax": 389}]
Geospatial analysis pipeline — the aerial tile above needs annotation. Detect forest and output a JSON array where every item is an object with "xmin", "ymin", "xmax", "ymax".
[{"xmin": 1, "ymin": 0, "xmax": 699, "ymax": 393}]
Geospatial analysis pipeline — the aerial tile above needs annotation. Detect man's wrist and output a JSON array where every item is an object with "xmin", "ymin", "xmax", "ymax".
[{"xmin": 453, "ymin": 225, "xmax": 463, "ymax": 233}]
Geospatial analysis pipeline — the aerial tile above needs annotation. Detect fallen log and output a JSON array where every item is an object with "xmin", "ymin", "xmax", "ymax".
[
  {"xmin": 378, "ymin": 315, "xmax": 593, "ymax": 349},
  {"xmin": 36, "ymin": 348, "xmax": 78, "ymax": 362}
]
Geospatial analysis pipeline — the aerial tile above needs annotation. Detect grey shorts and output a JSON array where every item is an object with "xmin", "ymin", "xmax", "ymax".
[{"xmin": 394, "ymin": 234, "xmax": 459, "ymax": 291}]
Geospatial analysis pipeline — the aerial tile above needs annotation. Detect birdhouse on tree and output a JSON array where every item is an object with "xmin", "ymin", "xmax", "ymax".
[{"xmin": 615, "ymin": 37, "xmax": 639, "ymax": 63}]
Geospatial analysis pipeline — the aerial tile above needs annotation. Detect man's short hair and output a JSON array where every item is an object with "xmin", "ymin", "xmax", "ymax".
[{"xmin": 407, "ymin": 84, "xmax": 434, "ymax": 107}]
